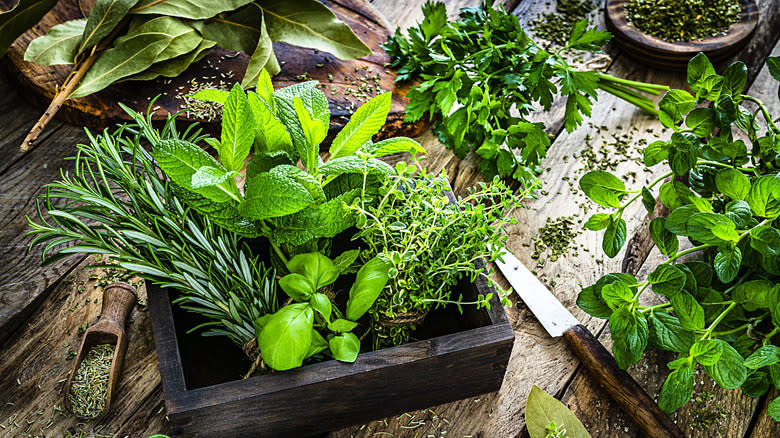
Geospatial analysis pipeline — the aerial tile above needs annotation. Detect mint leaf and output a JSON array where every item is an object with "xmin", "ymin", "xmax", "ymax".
[
  {"xmin": 722, "ymin": 61, "xmax": 747, "ymax": 102},
  {"xmin": 665, "ymin": 205, "xmax": 698, "ymax": 235},
  {"xmin": 648, "ymin": 264, "xmax": 686, "ymax": 297},
  {"xmin": 751, "ymin": 226, "xmax": 780, "ymax": 258},
  {"xmin": 191, "ymin": 166, "xmax": 235, "ymax": 190},
  {"xmin": 219, "ymin": 83, "xmax": 254, "ymax": 172},
  {"xmin": 330, "ymin": 92, "xmax": 392, "ymax": 159},
  {"xmin": 240, "ymin": 170, "xmax": 315, "ymax": 220},
  {"xmin": 153, "ymin": 138, "xmax": 236, "ymax": 202},
  {"xmin": 690, "ymin": 339, "xmax": 723, "ymax": 366},
  {"xmin": 584, "ymin": 213, "xmax": 611, "ymax": 231},
  {"xmin": 601, "ymin": 282, "xmax": 633, "ymax": 310},
  {"xmin": 603, "ymin": 216, "xmax": 626, "ymax": 258},
  {"xmin": 609, "ymin": 306, "xmax": 648, "ymax": 369},
  {"xmin": 715, "ymin": 168, "xmax": 750, "ymax": 200},
  {"xmin": 650, "ymin": 217, "xmax": 678, "ymax": 257},
  {"xmin": 702, "ymin": 340, "xmax": 747, "ymax": 389},
  {"xmin": 744, "ymin": 345, "xmax": 780, "ymax": 369},
  {"xmin": 649, "ymin": 312, "xmax": 693, "ymax": 353},
  {"xmin": 658, "ymin": 362, "xmax": 694, "ymax": 412},
  {"xmin": 687, "ymin": 52, "xmax": 716, "ymax": 92},
  {"xmin": 714, "ymin": 247, "xmax": 741, "ymax": 283},
  {"xmin": 247, "ymin": 91, "xmax": 293, "ymax": 155},
  {"xmin": 670, "ymin": 292, "xmax": 705, "ymax": 331},
  {"xmin": 579, "ymin": 170, "xmax": 625, "ymax": 207},
  {"xmin": 577, "ymin": 284, "xmax": 612, "ymax": 318},
  {"xmin": 293, "ymin": 96, "xmax": 327, "ymax": 172},
  {"xmin": 746, "ymin": 175, "xmax": 780, "ymax": 218},
  {"xmin": 769, "ymin": 397, "xmax": 780, "ymax": 422},
  {"xmin": 644, "ymin": 140, "xmax": 670, "ymax": 166},
  {"xmin": 658, "ymin": 89, "xmax": 696, "ymax": 128},
  {"xmin": 686, "ymin": 212, "xmax": 738, "ymax": 245},
  {"xmin": 685, "ymin": 108, "xmax": 716, "ymax": 137}
]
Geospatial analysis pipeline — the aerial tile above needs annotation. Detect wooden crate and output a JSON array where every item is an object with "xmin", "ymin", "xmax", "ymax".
[{"xmin": 148, "ymin": 265, "xmax": 514, "ymax": 437}]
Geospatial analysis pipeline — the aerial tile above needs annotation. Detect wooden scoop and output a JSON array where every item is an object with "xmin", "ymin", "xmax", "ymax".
[{"xmin": 64, "ymin": 282, "xmax": 136, "ymax": 419}]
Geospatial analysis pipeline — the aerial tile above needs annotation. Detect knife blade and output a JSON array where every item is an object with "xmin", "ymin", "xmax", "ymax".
[{"xmin": 494, "ymin": 247, "xmax": 683, "ymax": 438}]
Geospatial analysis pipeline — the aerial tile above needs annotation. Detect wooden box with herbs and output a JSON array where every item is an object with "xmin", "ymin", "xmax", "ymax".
[{"xmin": 28, "ymin": 67, "xmax": 521, "ymax": 435}]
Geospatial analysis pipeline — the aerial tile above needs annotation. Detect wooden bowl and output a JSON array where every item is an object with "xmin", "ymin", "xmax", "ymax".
[{"xmin": 605, "ymin": 0, "xmax": 758, "ymax": 70}]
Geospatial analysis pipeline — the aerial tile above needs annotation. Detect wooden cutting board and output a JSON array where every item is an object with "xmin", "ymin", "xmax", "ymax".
[{"xmin": 1, "ymin": 0, "xmax": 426, "ymax": 139}]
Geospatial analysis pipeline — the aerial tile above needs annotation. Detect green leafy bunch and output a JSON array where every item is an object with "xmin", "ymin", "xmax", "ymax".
[
  {"xmin": 27, "ymin": 111, "xmax": 278, "ymax": 347},
  {"xmin": 20, "ymin": 0, "xmax": 372, "ymax": 94},
  {"xmin": 147, "ymin": 70, "xmax": 424, "ymax": 260},
  {"xmin": 383, "ymin": 0, "xmax": 668, "ymax": 187},
  {"xmin": 578, "ymin": 53, "xmax": 780, "ymax": 418},
  {"xmin": 255, "ymin": 251, "xmax": 390, "ymax": 371},
  {"xmin": 352, "ymin": 160, "xmax": 524, "ymax": 348}
]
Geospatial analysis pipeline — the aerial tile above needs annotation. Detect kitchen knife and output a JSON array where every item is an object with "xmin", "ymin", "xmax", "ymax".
[{"xmin": 494, "ymin": 247, "xmax": 684, "ymax": 438}]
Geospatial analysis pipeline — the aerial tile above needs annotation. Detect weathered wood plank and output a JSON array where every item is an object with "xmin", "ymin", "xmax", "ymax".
[{"xmin": 0, "ymin": 256, "xmax": 162, "ymax": 437}]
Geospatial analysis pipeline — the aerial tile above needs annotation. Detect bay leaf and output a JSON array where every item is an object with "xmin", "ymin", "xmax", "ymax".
[
  {"xmin": 192, "ymin": 2, "xmax": 261, "ymax": 55},
  {"xmin": 70, "ymin": 33, "xmax": 168, "ymax": 98},
  {"xmin": 122, "ymin": 38, "xmax": 214, "ymax": 82},
  {"xmin": 78, "ymin": 0, "xmax": 141, "ymax": 54},
  {"xmin": 25, "ymin": 18, "xmax": 86, "ymax": 65},
  {"xmin": 241, "ymin": 10, "xmax": 279, "ymax": 89},
  {"xmin": 130, "ymin": 0, "xmax": 254, "ymax": 20},
  {"xmin": 114, "ymin": 16, "xmax": 201, "ymax": 64},
  {"xmin": 260, "ymin": 0, "xmax": 371, "ymax": 60},
  {"xmin": 0, "ymin": 0, "xmax": 58, "ymax": 56},
  {"xmin": 525, "ymin": 385, "xmax": 591, "ymax": 438}
]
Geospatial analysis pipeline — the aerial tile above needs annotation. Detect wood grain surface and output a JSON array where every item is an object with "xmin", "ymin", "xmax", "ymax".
[
  {"xmin": 0, "ymin": 0, "xmax": 779, "ymax": 437},
  {"xmin": 1, "ymin": 0, "xmax": 426, "ymax": 139}
]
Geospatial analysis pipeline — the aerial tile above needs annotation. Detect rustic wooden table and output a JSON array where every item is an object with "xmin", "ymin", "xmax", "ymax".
[{"xmin": 1, "ymin": 1, "xmax": 779, "ymax": 437}]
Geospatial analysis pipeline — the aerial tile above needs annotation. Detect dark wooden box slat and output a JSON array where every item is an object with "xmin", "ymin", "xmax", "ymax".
[{"xmin": 149, "ymin": 265, "xmax": 514, "ymax": 437}]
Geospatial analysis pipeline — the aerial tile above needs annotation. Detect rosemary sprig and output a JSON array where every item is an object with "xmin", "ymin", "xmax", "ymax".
[{"xmin": 27, "ymin": 110, "xmax": 278, "ymax": 346}]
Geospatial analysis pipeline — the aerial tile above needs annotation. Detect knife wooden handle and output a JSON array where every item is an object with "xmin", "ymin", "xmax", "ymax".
[{"xmin": 564, "ymin": 324, "xmax": 684, "ymax": 438}]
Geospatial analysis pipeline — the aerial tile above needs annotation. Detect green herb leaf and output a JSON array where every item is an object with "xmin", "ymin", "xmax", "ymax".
[
  {"xmin": 525, "ymin": 385, "xmax": 592, "ymax": 438},
  {"xmin": 247, "ymin": 90, "xmax": 294, "ymax": 155},
  {"xmin": 714, "ymin": 247, "xmax": 741, "ymax": 283},
  {"xmin": 293, "ymin": 96, "xmax": 328, "ymax": 171},
  {"xmin": 256, "ymin": 303, "xmax": 313, "ymax": 370},
  {"xmin": 79, "ymin": 0, "xmax": 140, "ymax": 54},
  {"xmin": 685, "ymin": 108, "xmax": 716, "ymax": 137},
  {"xmin": 577, "ymin": 284, "xmax": 612, "ymax": 319},
  {"xmin": 658, "ymin": 362, "xmax": 694, "ymax": 412},
  {"xmin": 262, "ymin": 0, "xmax": 371, "ymax": 60},
  {"xmin": 658, "ymin": 89, "xmax": 696, "ymax": 128},
  {"xmin": 330, "ymin": 92, "xmax": 392, "ymax": 159},
  {"xmin": 305, "ymin": 329, "xmax": 328, "ymax": 358},
  {"xmin": 649, "ymin": 312, "xmax": 693, "ymax": 353},
  {"xmin": 124, "ymin": 38, "xmax": 214, "ymax": 82},
  {"xmin": 769, "ymin": 396, "xmax": 780, "ymax": 422},
  {"xmin": 579, "ymin": 170, "xmax": 625, "ymax": 208},
  {"xmin": 751, "ymin": 226, "xmax": 780, "ymax": 258},
  {"xmin": 219, "ymin": 83, "xmax": 254, "ymax": 172},
  {"xmin": 733, "ymin": 280, "xmax": 773, "ymax": 311},
  {"xmin": 715, "ymin": 168, "xmax": 750, "ymax": 200},
  {"xmin": 686, "ymin": 212, "xmax": 738, "ymax": 245},
  {"xmin": 665, "ymin": 205, "xmax": 698, "ymax": 235},
  {"xmin": 362, "ymin": 137, "xmax": 426, "ymax": 157},
  {"xmin": 609, "ymin": 306, "xmax": 648, "ymax": 369},
  {"xmin": 602, "ymin": 216, "xmax": 626, "ymax": 258},
  {"xmin": 690, "ymin": 339, "xmax": 723, "ymax": 366},
  {"xmin": 328, "ymin": 332, "xmax": 360, "ymax": 362},
  {"xmin": 644, "ymin": 140, "xmax": 670, "ymax": 166},
  {"xmin": 744, "ymin": 345, "xmax": 780, "ymax": 369},
  {"xmin": 332, "ymin": 249, "xmax": 360, "ymax": 274},
  {"xmin": 601, "ymin": 282, "xmax": 633, "ymax": 310},
  {"xmin": 584, "ymin": 213, "xmax": 611, "ymax": 231},
  {"xmin": 0, "ymin": 0, "xmax": 58, "ymax": 57},
  {"xmin": 346, "ymin": 257, "xmax": 389, "ymax": 321},
  {"xmin": 286, "ymin": 252, "xmax": 339, "ymax": 290},
  {"xmin": 670, "ymin": 292, "xmax": 705, "ymax": 331},
  {"xmin": 242, "ymin": 10, "xmax": 280, "ymax": 88},
  {"xmin": 153, "ymin": 139, "xmax": 236, "ymax": 202},
  {"xmin": 746, "ymin": 175, "xmax": 780, "ymax": 218},
  {"xmin": 328, "ymin": 318, "xmax": 358, "ymax": 333},
  {"xmin": 239, "ymin": 170, "xmax": 315, "ymax": 220},
  {"xmin": 24, "ymin": 18, "xmax": 85, "ymax": 65},
  {"xmin": 278, "ymin": 273, "xmax": 315, "ymax": 301},
  {"xmin": 309, "ymin": 292, "xmax": 331, "ymax": 321},
  {"xmin": 131, "ymin": 0, "xmax": 253, "ymax": 19},
  {"xmin": 274, "ymin": 81, "xmax": 329, "ymax": 158},
  {"xmin": 722, "ymin": 61, "xmax": 747, "ymax": 101},
  {"xmin": 702, "ymin": 340, "xmax": 747, "ymax": 389},
  {"xmin": 649, "ymin": 217, "xmax": 678, "ymax": 257},
  {"xmin": 193, "ymin": 2, "xmax": 261, "ymax": 53},
  {"xmin": 648, "ymin": 264, "xmax": 686, "ymax": 297}
]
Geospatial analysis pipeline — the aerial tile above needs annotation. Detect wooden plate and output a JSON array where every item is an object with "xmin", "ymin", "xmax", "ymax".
[
  {"xmin": 605, "ymin": 0, "xmax": 758, "ymax": 70},
  {"xmin": 1, "ymin": 0, "xmax": 426, "ymax": 138}
]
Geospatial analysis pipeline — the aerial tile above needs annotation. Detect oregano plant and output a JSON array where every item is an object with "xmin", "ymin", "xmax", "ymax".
[{"xmin": 579, "ymin": 53, "xmax": 780, "ymax": 418}]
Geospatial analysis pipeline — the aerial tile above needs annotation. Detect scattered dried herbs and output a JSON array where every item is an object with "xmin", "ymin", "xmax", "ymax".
[
  {"xmin": 530, "ymin": 0, "xmax": 595, "ymax": 47},
  {"xmin": 69, "ymin": 344, "xmax": 113, "ymax": 418},
  {"xmin": 532, "ymin": 216, "xmax": 581, "ymax": 264},
  {"xmin": 626, "ymin": 0, "xmax": 741, "ymax": 42}
]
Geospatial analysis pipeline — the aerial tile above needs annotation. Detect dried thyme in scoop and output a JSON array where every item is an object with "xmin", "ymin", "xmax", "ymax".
[
  {"xmin": 626, "ymin": 0, "xmax": 741, "ymax": 42},
  {"xmin": 69, "ymin": 344, "xmax": 114, "ymax": 418}
]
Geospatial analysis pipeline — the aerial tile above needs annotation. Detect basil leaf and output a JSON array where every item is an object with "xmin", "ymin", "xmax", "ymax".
[
  {"xmin": 714, "ymin": 247, "xmax": 741, "ymax": 283},
  {"xmin": 79, "ymin": 0, "xmax": 140, "ymax": 53},
  {"xmin": 715, "ymin": 168, "xmax": 750, "ymax": 200},
  {"xmin": 25, "ymin": 18, "xmax": 85, "ymax": 65},
  {"xmin": 278, "ymin": 273, "xmax": 315, "ymax": 301},
  {"xmin": 670, "ymin": 292, "xmax": 705, "ymax": 331},
  {"xmin": 262, "ymin": 0, "xmax": 372, "ymax": 60},
  {"xmin": 650, "ymin": 217, "xmax": 678, "ymax": 257},
  {"xmin": 328, "ymin": 318, "xmax": 358, "ymax": 333},
  {"xmin": 330, "ymin": 92, "xmax": 392, "ymax": 159},
  {"xmin": 256, "ymin": 303, "xmax": 314, "ymax": 370},
  {"xmin": 648, "ymin": 264, "xmax": 685, "ymax": 297},
  {"xmin": 305, "ymin": 329, "xmax": 328, "ymax": 359},
  {"xmin": 609, "ymin": 306, "xmax": 648, "ymax": 369},
  {"xmin": 329, "ymin": 332, "xmax": 361, "ymax": 362},
  {"xmin": 602, "ymin": 216, "xmax": 626, "ymax": 258},
  {"xmin": 286, "ymin": 251, "xmax": 339, "ymax": 290},
  {"xmin": 309, "ymin": 292, "xmax": 332, "ymax": 321},
  {"xmin": 658, "ymin": 362, "xmax": 694, "ymax": 412},
  {"xmin": 346, "ymin": 257, "xmax": 389, "ymax": 321}
]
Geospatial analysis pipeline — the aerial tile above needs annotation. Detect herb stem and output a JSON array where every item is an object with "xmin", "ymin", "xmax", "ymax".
[
  {"xmin": 667, "ymin": 243, "xmax": 714, "ymax": 262},
  {"xmin": 638, "ymin": 302, "xmax": 672, "ymax": 313},
  {"xmin": 697, "ymin": 159, "xmax": 756, "ymax": 172},
  {"xmin": 598, "ymin": 83, "xmax": 658, "ymax": 115},
  {"xmin": 741, "ymin": 95, "xmax": 780, "ymax": 133},
  {"xmin": 596, "ymin": 72, "xmax": 670, "ymax": 93},
  {"xmin": 701, "ymin": 301, "xmax": 737, "ymax": 339}
]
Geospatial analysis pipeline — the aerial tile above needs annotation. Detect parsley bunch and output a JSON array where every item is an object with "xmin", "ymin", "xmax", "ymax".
[
  {"xmin": 579, "ymin": 54, "xmax": 780, "ymax": 418},
  {"xmin": 385, "ymin": 1, "xmax": 668, "ymax": 187}
]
